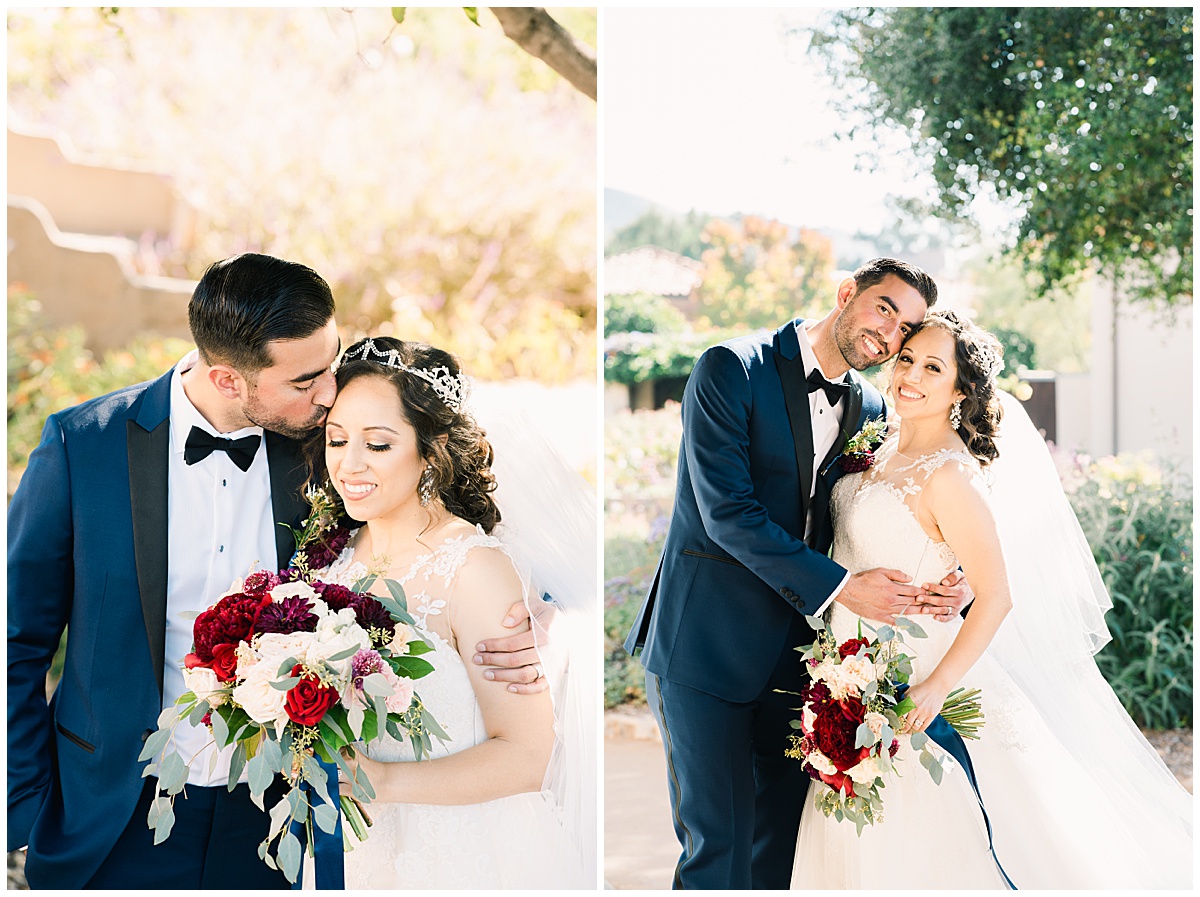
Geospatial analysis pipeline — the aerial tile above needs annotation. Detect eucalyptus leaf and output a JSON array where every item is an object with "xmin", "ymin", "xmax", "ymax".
[
  {"xmin": 361, "ymin": 672, "xmax": 393, "ymax": 698},
  {"xmin": 276, "ymin": 656, "xmax": 301, "ymax": 677},
  {"xmin": 314, "ymin": 802, "xmax": 339, "ymax": 835},
  {"xmin": 146, "ymin": 794, "xmax": 171, "ymax": 827},
  {"xmin": 875, "ymin": 625, "xmax": 896, "ymax": 642},
  {"xmin": 247, "ymin": 754, "xmax": 274, "ymax": 808},
  {"xmin": 158, "ymin": 751, "xmax": 188, "ymax": 795},
  {"xmin": 803, "ymin": 614, "xmax": 826, "ymax": 631},
  {"xmin": 348, "ymin": 702, "xmax": 366, "ymax": 740},
  {"xmin": 138, "ymin": 727, "xmax": 171, "ymax": 762},
  {"xmin": 210, "ymin": 709, "xmax": 230, "ymax": 747},
  {"xmin": 157, "ymin": 705, "xmax": 182, "ymax": 728},
  {"xmin": 268, "ymin": 795, "xmax": 293, "ymax": 838},
  {"xmin": 270, "ymin": 676, "xmax": 302, "ymax": 691},
  {"xmin": 909, "ymin": 730, "xmax": 929, "ymax": 751},
  {"xmin": 259, "ymin": 737, "xmax": 284, "ymax": 773},
  {"xmin": 895, "ymin": 616, "xmax": 928, "ymax": 638},
  {"xmin": 854, "ymin": 722, "xmax": 875, "ymax": 748},
  {"xmin": 325, "ymin": 645, "xmax": 360, "ymax": 663},
  {"xmin": 421, "ymin": 706, "xmax": 450, "ymax": 742},
  {"xmin": 228, "ymin": 741, "xmax": 249, "ymax": 792},
  {"xmin": 278, "ymin": 830, "xmax": 302, "ymax": 884},
  {"xmin": 352, "ymin": 574, "xmax": 377, "ymax": 594},
  {"xmin": 187, "ymin": 702, "xmax": 209, "ymax": 726},
  {"xmin": 152, "ymin": 801, "xmax": 176, "ymax": 845}
]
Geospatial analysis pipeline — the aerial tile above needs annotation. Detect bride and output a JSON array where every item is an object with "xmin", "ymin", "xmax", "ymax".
[
  {"xmin": 792, "ymin": 310, "xmax": 1192, "ymax": 889},
  {"xmin": 305, "ymin": 336, "xmax": 594, "ymax": 889}
]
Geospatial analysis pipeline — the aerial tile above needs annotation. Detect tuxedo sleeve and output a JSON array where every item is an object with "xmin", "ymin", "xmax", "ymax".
[
  {"xmin": 682, "ymin": 346, "xmax": 847, "ymax": 616},
  {"xmin": 7, "ymin": 414, "xmax": 74, "ymax": 849}
]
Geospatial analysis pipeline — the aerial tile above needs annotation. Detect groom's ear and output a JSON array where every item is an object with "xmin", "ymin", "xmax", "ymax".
[
  {"xmin": 208, "ymin": 364, "xmax": 248, "ymax": 401},
  {"xmin": 835, "ymin": 277, "xmax": 858, "ymax": 309}
]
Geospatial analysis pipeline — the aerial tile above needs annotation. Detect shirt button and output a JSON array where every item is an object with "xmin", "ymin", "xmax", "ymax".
[
  {"xmin": 222, "ymin": 479, "xmax": 227, "ymax": 487},
  {"xmin": 219, "ymin": 545, "xmax": 224, "ymax": 553}
]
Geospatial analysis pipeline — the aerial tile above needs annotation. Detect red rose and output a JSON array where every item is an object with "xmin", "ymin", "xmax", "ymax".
[
  {"xmin": 210, "ymin": 643, "xmax": 240, "ymax": 682},
  {"xmin": 838, "ymin": 637, "xmax": 870, "ymax": 659},
  {"xmin": 284, "ymin": 664, "xmax": 338, "ymax": 727},
  {"xmin": 192, "ymin": 593, "xmax": 270, "ymax": 662},
  {"xmin": 811, "ymin": 699, "xmax": 870, "ymax": 772},
  {"xmin": 818, "ymin": 769, "xmax": 856, "ymax": 797}
]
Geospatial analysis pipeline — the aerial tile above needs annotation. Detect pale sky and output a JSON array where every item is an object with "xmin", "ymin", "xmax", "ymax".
[{"xmin": 602, "ymin": 7, "xmax": 1006, "ymax": 236}]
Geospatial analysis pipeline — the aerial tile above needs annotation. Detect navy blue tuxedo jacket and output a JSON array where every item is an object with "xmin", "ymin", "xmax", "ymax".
[
  {"xmin": 7, "ymin": 368, "xmax": 309, "ymax": 888},
  {"xmin": 624, "ymin": 320, "xmax": 887, "ymax": 702}
]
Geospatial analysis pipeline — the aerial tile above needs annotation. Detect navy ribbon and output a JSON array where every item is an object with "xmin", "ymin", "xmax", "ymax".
[
  {"xmin": 290, "ymin": 757, "xmax": 345, "ymax": 890},
  {"xmin": 898, "ymin": 686, "xmax": 1017, "ymax": 890}
]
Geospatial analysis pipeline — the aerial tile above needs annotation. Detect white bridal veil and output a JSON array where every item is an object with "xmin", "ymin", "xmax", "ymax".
[
  {"xmin": 480, "ymin": 410, "xmax": 599, "ymax": 887},
  {"xmin": 985, "ymin": 392, "xmax": 1191, "ymax": 880}
]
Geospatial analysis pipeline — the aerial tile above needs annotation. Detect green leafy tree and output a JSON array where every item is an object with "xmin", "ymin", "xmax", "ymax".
[
  {"xmin": 812, "ymin": 7, "xmax": 1193, "ymax": 304},
  {"xmin": 604, "ymin": 291, "xmax": 687, "ymax": 335},
  {"xmin": 695, "ymin": 216, "xmax": 835, "ymax": 330},
  {"xmin": 605, "ymin": 208, "xmax": 709, "ymax": 260}
]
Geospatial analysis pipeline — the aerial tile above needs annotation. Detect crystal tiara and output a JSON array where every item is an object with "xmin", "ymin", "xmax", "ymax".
[{"xmin": 334, "ymin": 338, "xmax": 465, "ymax": 412}]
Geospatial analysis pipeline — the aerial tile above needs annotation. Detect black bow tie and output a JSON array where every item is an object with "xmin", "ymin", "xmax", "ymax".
[
  {"xmin": 806, "ymin": 368, "xmax": 850, "ymax": 407},
  {"xmin": 183, "ymin": 426, "xmax": 261, "ymax": 472}
]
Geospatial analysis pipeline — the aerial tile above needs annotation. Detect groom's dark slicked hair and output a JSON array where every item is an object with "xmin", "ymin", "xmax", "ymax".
[
  {"xmin": 852, "ymin": 257, "xmax": 938, "ymax": 308},
  {"xmin": 188, "ymin": 253, "xmax": 336, "ymax": 374}
]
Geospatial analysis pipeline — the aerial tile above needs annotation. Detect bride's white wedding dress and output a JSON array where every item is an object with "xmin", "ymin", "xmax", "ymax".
[
  {"xmin": 792, "ymin": 428, "xmax": 1191, "ymax": 889},
  {"xmin": 319, "ymin": 529, "xmax": 589, "ymax": 889}
]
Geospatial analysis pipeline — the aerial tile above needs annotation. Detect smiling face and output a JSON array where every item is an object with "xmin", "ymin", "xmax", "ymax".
[
  {"xmin": 241, "ymin": 319, "xmax": 341, "ymax": 438},
  {"xmin": 324, "ymin": 374, "xmax": 424, "ymax": 523},
  {"xmin": 833, "ymin": 274, "xmax": 929, "ymax": 370},
  {"xmin": 890, "ymin": 326, "xmax": 965, "ymax": 423}
]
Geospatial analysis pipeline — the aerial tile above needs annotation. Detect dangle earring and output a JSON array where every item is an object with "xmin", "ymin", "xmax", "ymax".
[
  {"xmin": 418, "ymin": 465, "xmax": 435, "ymax": 506},
  {"xmin": 949, "ymin": 399, "xmax": 963, "ymax": 431}
]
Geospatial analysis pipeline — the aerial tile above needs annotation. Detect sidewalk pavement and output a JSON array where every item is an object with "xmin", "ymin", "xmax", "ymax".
[
  {"xmin": 604, "ymin": 708, "xmax": 677, "ymax": 890},
  {"xmin": 603, "ymin": 706, "xmax": 1193, "ymax": 891}
]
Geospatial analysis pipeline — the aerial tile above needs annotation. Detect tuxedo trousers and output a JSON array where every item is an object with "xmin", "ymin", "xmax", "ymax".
[
  {"xmin": 83, "ymin": 777, "xmax": 289, "ymax": 889},
  {"xmin": 646, "ymin": 611, "xmax": 813, "ymax": 890}
]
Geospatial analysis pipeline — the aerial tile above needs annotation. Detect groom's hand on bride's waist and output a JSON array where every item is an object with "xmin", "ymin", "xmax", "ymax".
[{"xmin": 834, "ymin": 568, "xmax": 927, "ymax": 623}]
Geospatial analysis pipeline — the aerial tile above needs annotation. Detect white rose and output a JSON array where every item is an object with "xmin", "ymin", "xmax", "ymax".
[
  {"xmin": 308, "ymin": 610, "xmax": 371, "ymax": 680},
  {"xmin": 269, "ymin": 581, "xmax": 318, "ymax": 604},
  {"xmin": 388, "ymin": 625, "xmax": 413, "ymax": 656},
  {"xmin": 806, "ymin": 749, "xmax": 837, "ymax": 776},
  {"xmin": 233, "ymin": 662, "xmax": 288, "ymax": 727},
  {"xmin": 801, "ymin": 706, "xmax": 818, "ymax": 734},
  {"xmin": 183, "ymin": 666, "xmax": 227, "ymax": 708},
  {"xmin": 864, "ymin": 711, "xmax": 888, "ymax": 740},
  {"xmin": 848, "ymin": 755, "xmax": 883, "ymax": 785},
  {"xmin": 840, "ymin": 655, "xmax": 877, "ymax": 693}
]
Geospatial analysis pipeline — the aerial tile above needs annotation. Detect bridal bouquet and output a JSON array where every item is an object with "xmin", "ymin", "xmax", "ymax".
[
  {"xmin": 785, "ymin": 616, "xmax": 984, "ymax": 833},
  {"xmin": 140, "ymin": 489, "xmax": 444, "ymax": 883}
]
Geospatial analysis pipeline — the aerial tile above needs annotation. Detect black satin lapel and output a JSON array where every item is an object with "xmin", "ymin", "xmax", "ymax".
[
  {"xmin": 776, "ymin": 352, "xmax": 816, "ymax": 522},
  {"xmin": 128, "ymin": 419, "xmax": 170, "ymax": 698},
  {"xmin": 267, "ymin": 432, "xmax": 310, "ymax": 569}
]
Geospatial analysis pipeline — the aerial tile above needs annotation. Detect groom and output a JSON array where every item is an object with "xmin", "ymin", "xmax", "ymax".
[
  {"xmin": 625, "ymin": 258, "xmax": 969, "ymax": 889},
  {"xmin": 8, "ymin": 253, "xmax": 547, "ymax": 889}
]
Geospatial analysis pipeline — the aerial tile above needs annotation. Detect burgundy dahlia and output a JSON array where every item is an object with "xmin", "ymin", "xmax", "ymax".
[
  {"xmin": 256, "ymin": 595, "xmax": 319, "ymax": 635},
  {"xmin": 313, "ymin": 581, "xmax": 357, "ymax": 612},
  {"xmin": 350, "ymin": 594, "xmax": 397, "ymax": 645},
  {"xmin": 800, "ymin": 680, "xmax": 832, "ymax": 707},
  {"xmin": 302, "ymin": 525, "xmax": 352, "ymax": 571},
  {"xmin": 242, "ymin": 570, "xmax": 280, "ymax": 596},
  {"xmin": 191, "ymin": 593, "xmax": 271, "ymax": 663}
]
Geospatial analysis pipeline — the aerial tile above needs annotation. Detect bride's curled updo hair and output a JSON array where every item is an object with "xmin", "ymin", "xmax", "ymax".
[
  {"xmin": 915, "ymin": 309, "xmax": 1005, "ymax": 467},
  {"xmin": 310, "ymin": 336, "xmax": 500, "ymax": 533}
]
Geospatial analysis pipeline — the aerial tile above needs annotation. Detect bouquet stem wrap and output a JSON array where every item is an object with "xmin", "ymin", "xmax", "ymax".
[{"xmin": 290, "ymin": 757, "xmax": 344, "ymax": 890}]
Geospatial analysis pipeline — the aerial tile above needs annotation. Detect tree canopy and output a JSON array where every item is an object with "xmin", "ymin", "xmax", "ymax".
[{"xmin": 812, "ymin": 7, "xmax": 1193, "ymax": 304}]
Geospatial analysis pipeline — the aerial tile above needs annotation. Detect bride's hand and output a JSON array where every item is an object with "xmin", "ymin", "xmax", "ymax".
[
  {"xmin": 900, "ymin": 676, "xmax": 952, "ymax": 735},
  {"xmin": 908, "ymin": 570, "xmax": 973, "ymax": 621},
  {"xmin": 338, "ymin": 749, "xmax": 386, "ymax": 798}
]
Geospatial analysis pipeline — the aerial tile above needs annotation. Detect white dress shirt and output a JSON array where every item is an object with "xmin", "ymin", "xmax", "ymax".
[
  {"xmin": 164, "ymin": 351, "xmax": 276, "ymax": 786},
  {"xmin": 795, "ymin": 325, "xmax": 853, "ymax": 614}
]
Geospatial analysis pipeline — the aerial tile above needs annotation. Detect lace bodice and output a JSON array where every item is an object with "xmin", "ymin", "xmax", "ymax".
[
  {"xmin": 828, "ymin": 431, "xmax": 983, "ymax": 680},
  {"xmin": 321, "ymin": 527, "xmax": 510, "ymax": 763}
]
